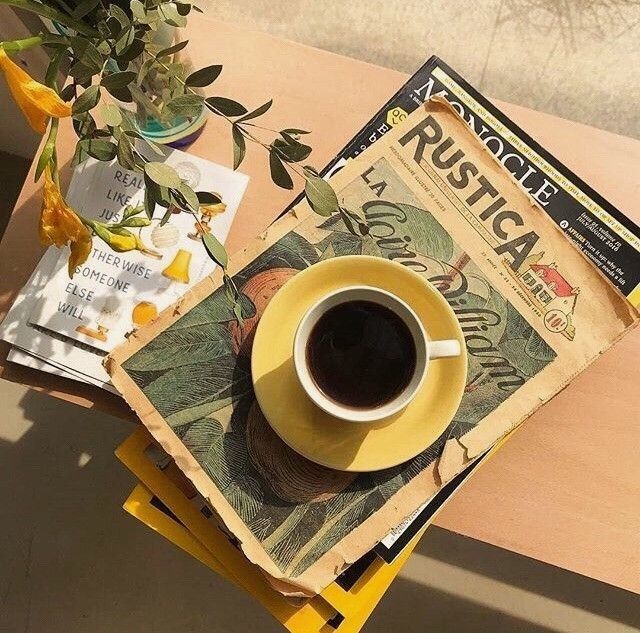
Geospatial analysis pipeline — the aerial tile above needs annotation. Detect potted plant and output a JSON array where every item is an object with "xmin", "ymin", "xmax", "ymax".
[{"xmin": 0, "ymin": 0, "xmax": 366, "ymax": 312}]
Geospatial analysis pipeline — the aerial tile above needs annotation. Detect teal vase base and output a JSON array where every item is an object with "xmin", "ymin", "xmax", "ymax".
[{"xmin": 137, "ymin": 108, "xmax": 208, "ymax": 150}]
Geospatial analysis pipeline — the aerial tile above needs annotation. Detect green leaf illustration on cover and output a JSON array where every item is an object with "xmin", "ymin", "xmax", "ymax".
[{"xmin": 122, "ymin": 157, "xmax": 556, "ymax": 576}]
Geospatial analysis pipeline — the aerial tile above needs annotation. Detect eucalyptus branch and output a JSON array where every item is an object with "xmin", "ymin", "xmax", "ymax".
[
  {"xmin": 149, "ymin": 52, "xmax": 367, "ymax": 236},
  {"xmin": 0, "ymin": 0, "xmax": 100, "ymax": 37}
]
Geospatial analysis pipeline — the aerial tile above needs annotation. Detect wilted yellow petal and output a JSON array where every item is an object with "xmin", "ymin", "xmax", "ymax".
[
  {"xmin": 0, "ymin": 49, "xmax": 71, "ymax": 134},
  {"xmin": 22, "ymin": 81, "xmax": 71, "ymax": 118},
  {"xmin": 39, "ymin": 167, "xmax": 93, "ymax": 277},
  {"xmin": 68, "ymin": 226, "xmax": 92, "ymax": 276}
]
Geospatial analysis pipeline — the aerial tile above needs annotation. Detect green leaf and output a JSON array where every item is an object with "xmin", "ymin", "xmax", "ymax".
[
  {"xmin": 156, "ymin": 40, "xmax": 189, "ymax": 60},
  {"xmin": 282, "ymin": 128, "xmax": 310, "ymax": 135},
  {"xmin": 71, "ymin": 143, "xmax": 86, "ymax": 168},
  {"xmin": 143, "ymin": 174, "xmax": 171, "ymax": 219},
  {"xmin": 136, "ymin": 57, "xmax": 155, "ymax": 84},
  {"xmin": 176, "ymin": 182, "xmax": 200, "ymax": 212},
  {"xmin": 280, "ymin": 131, "xmax": 300, "ymax": 145},
  {"xmin": 96, "ymin": 39, "xmax": 111, "ymax": 55},
  {"xmin": 302, "ymin": 165, "xmax": 320, "ymax": 178},
  {"xmin": 165, "ymin": 94, "xmax": 204, "ymax": 119},
  {"xmin": 338, "ymin": 207, "xmax": 357, "ymax": 235},
  {"xmin": 159, "ymin": 207, "xmax": 173, "ymax": 226},
  {"xmin": 205, "ymin": 97, "xmax": 248, "ymax": 117},
  {"xmin": 91, "ymin": 221, "xmax": 114, "ymax": 244},
  {"xmin": 106, "ymin": 85, "xmax": 133, "ymax": 103},
  {"xmin": 72, "ymin": 112, "xmax": 96, "ymax": 138},
  {"xmin": 101, "ymin": 103, "xmax": 122, "ymax": 126},
  {"xmin": 72, "ymin": 0, "xmax": 100, "ymax": 18},
  {"xmin": 145, "ymin": 162, "xmax": 181, "ymax": 188},
  {"xmin": 144, "ymin": 186, "xmax": 157, "ymax": 219},
  {"xmin": 118, "ymin": 109, "xmax": 137, "ymax": 132},
  {"xmin": 232, "ymin": 124, "xmax": 246, "ymax": 170},
  {"xmin": 115, "ymin": 26, "xmax": 134, "ymax": 56},
  {"xmin": 117, "ymin": 38, "xmax": 145, "ymax": 63},
  {"xmin": 70, "ymin": 37, "xmax": 103, "ymax": 73},
  {"xmin": 122, "ymin": 216, "xmax": 151, "ymax": 228},
  {"xmin": 185, "ymin": 65, "xmax": 222, "ymax": 87},
  {"xmin": 175, "ymin": 2, "xmax": 192, "ymax": 16},
  {"xmin": 80, "ymin": 138, "xmax": 117, "ymax": 161},
  {"xmin": 123, "ymin": 204, "xmax": 144, "ymax": 220},
  {"xmin": 202, "ymin": 233, "xmax": 228, "ymax": 269},
  {"xmin": 223, "ymin": 274, "xmax": 236, "ymax": 304},
  {"xmin": 157, "ymin": 185, "xmax": 173, "ymax": 207},
  {"xmin": 116, "ymin": 134, "xmax": 136, "ymax": 170},
  {"xmin": 140, "ymin": 137, "xmax": 165, "ymax": 157},
  {"xmin": 69, "ymin": 60, "xmax": 98, "ymax": 83},
  {"xmin": 196, "ymin": 191, "xmax": 222, "ymax": 205},
  {"xmin": 272, "ymin": 137, "xmax": 312, "ymax": 163},
  {"xmin": 72, "ymin": 85, "xmax": 101, "ymax": 115},
  {"xmin": 101, "ymin": 70, "xmax": 136, "ymax": 90},
  {"xmin": 109, "ymin": 3, "xmax": 130, "ymax": 27},
  {"xmin": 269, "ymin": 151, "xmax": 293, "ymax": 190},
  {"xmin": 130, "ymin": 0, "xmax": 145, "ymax": 20},
  {"xmin": 232, "ymin": 301, "xmax": 245, "ymax": 325},
  {"xmin": 110, "ymin": 226, "xmax": 135, "ymax": 238},
  {"xmin": 237, "ymin": 99, "xmax": 272, "ymax": 122},
  {"xmin": 158, "ymin": 2, "xmax": 187, "ymax": 26},
  {"xmin": 304, "ymin": 174, "xmax": 339, "ymax": 216},
  {"xmin": 59, "ymin": 84, "xmax": 76, "ymax": 102}
]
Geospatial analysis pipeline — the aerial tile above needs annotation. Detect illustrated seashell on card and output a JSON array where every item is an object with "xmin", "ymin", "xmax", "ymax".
[{"xmin": 151, "ymin": 222, "xmax": 180, "ymax": 249}]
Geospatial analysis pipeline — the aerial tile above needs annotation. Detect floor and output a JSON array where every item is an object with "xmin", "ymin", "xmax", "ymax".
[
  {"xmin": 204, "ymin": 0, "xmax": 640, "ymax": 140},
  {"xmin": 2, "ymin": 2, "xmax": 640, "ymax": 632},
  {"xmin": 2, "ymin": 381, "xmax": 640, "ymax": 633}
]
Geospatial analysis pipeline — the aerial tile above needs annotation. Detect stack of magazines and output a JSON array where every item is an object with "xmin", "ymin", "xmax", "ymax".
[
  {"xmin": 105, "ymin": 57, "xmax": 639, "ymax": 599},
  {"xmin": 2, "ymin": 56, "xmax": 639, "ymax": 615}
]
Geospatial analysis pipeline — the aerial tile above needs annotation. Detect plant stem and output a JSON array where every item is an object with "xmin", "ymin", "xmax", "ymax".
[
  {"xmin": 0, "ymin": 0, "xmax": 100, "ymax": 37},
  {"xmin": 0, "ymin": 34, "xmax": 43, "ymax": 53},
  {"xmin": 242, "ymin": 121, "xmax": 279, "ymax": 134}
]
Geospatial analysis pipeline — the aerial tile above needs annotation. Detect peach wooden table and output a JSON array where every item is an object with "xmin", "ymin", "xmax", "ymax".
[{"xmin": 1, "ymin": 17, "xmax": 639, "ymax": 595}]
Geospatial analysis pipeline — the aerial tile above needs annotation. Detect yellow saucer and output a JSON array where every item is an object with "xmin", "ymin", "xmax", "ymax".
[{"xmin": 251, "ymin": 256, "xmax": 467, "ymax": 472}]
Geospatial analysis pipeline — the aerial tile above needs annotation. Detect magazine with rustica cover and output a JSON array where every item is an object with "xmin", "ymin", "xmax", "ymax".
[
  {"xmin": 106, "ymin": 99, "xmax": 638, "ymax": 596},
  {"xmin": 286, "ymin": 56, "xmax": 640, "ymax": 306},
  {"xmin": 286, "ymin": 56, "xmax": 640, "ymax": 562}
]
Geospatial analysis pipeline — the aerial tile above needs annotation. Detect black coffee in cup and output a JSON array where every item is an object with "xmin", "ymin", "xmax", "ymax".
[{"xmin": 305, "ymin": 300, "xmax": 417, "ymax": 409}]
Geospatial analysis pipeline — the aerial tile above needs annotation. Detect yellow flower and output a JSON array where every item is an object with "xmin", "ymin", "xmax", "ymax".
[
  {"xmin": 39, "ymin": 167, "xmax": 92, "ymax": 277},
  {"xmin": 107, "ymin": 231, "xmax": 138, "ymax": 252},
  {"xmin": 0, "ymin": 48, "xmax": 71, "ymax": 134},
  {"xmin": 201, "ymin": 201, "xmax": 227, "ymax": 217}
]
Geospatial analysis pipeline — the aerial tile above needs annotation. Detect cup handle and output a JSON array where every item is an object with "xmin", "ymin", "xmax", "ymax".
[{"xmin": 428, "ymin": 339, "xmax": 461, "ymax": 359}]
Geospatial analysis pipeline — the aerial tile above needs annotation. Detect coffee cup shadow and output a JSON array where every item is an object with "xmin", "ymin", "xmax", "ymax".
[{"xmin": 252, "ymin": 355, "xmax": 401, "ymax": 471}]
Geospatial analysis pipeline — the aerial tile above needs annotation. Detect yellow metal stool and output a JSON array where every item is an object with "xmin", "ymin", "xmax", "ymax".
[{"xmin": 116, "ymin": 427, "xmax": 502, "ymax": 632}]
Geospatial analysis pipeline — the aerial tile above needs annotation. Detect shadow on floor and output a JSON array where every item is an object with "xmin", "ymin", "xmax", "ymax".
[
  {"xmin": 0, "ymin": 151, "xmax": 30, "ymax": 239},
  {"xmin": 414, "ymin": 527, "xmax": 640, "ymax": 630},
  {"xmin": 1, "ymin": 384, "xmax": 639, "ymax": 633}
]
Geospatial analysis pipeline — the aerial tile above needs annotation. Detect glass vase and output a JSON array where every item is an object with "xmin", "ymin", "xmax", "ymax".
[{"xmin": 130, "ymin": 25, "xmax": 207, "ymax": 149}]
